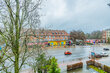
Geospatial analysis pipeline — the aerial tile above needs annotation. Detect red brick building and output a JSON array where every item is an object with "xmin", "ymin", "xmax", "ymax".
[{"xmin": 29, "ymin": 30, "xmax": 69, "ymax": 42}]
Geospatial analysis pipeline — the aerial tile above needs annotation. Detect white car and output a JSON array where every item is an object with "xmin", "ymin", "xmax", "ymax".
[{"xmin": 100, "ymin": 52, "xmax": 109, "ymax": 57}]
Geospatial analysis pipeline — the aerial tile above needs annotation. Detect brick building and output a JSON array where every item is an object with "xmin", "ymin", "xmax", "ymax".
[{"xmin": 29, "ymin": 30, "xmax": 69, "ymax": 42}]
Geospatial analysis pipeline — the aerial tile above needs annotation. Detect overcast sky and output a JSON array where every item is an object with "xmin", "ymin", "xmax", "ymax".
[{"xmin": 40, "ymin": 0, "xmax": 110, "ymax": 33}]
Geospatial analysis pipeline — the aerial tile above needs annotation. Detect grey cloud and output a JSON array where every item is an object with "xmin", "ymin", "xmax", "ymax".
[{"xmin": 41, "ymin": 0, "xmax": 110, "ymax": 33}]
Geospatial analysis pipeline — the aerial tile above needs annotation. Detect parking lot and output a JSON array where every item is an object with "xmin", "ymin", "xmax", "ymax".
[{"xmin": 47, "ymin": 44, "xmax": 110, "ymax": 73}]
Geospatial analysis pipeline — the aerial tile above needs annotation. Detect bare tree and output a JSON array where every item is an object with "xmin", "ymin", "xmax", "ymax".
[
  {"xmin": 0, "ymin": 0, "xmax": 42, "ymax": 73},
  {"xmin": 70, "ymin": 30, "xmax": 86, "ymax": 43}
]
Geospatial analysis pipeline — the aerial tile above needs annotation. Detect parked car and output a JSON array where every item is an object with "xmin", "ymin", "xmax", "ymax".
[
  {"xmin": 100, "ymin": 52, "xmax": 109, "ymax": 57},
  {"xmin": 103, "ymin": 48, "xmax": 109, "ymax": 51},
  {"xmin": 76, "ymin": 42, "xmax": 80, "ymax": 45},
  {"xmin": 95, "ymin": 54, "xmax": 102, "ymax": 58}
]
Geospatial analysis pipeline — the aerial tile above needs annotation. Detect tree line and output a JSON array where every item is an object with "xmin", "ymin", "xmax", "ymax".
[
  {"xmin": 70, "ymin": 30, "xmax": 102, "ymax": 43},
  {"xmin": 85, "ymin": 31, "xmax": 102, "ymax": 39}
]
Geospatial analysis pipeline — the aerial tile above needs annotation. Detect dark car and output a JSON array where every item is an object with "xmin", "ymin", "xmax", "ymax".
[
  {"xmin": 76, "ymin": 42, "xmax": 80, "ymax": 45},
  {"xmin": 103, "ymin": 48, "xmax": 109, "ymax": 51},
  {"xmin": 95, "ymin": 54, "xmax": 102, "ymax": 58}
]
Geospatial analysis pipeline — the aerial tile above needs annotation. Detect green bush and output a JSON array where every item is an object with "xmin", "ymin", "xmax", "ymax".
[{"xmin": 48, "ymin": 57, "xmax": 60, "ymax": 73}]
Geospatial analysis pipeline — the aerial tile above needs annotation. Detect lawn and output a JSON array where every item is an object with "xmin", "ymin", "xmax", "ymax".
[{"xmin": 89, "ymin": 65, "xmax": 107, "ymax": 73}]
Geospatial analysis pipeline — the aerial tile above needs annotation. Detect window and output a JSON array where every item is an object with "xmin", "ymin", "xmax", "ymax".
[
  {"xmin": 49, "ymin": 36, "xmax": 51, "ymax": 38},
  {"xmin": 45, "ymin": 36, "xmax": 48, "ymax": 38},
  {"xmin": 52, "ymin": 32, "xmax": 54, "ymax": 34},
  {"xmin": 52, "ymin": 39, "xmax": 54, "ymax": 41},
  {"xmin": 49, "ymin": 39, "xmax": 51, "ymax": 41},
  {"xmin": 53, "ymin": 36, "xmax": 55, "ymax": 38}
]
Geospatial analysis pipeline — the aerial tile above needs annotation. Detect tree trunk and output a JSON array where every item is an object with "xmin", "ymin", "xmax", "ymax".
[
  {"xmin": 34, "ymin": 70, "xmax": 36, "ymax": 73},
  {"xmin": 74, "ymin": 38, "xmax": 76, "ymax": 43},
  {"xmin": 14, "ymin": 51, "xmax": 19, "ymax": 73},
  {"xmin": 34, "ymin": 67, "xmax": 37, "ymax": 73}
]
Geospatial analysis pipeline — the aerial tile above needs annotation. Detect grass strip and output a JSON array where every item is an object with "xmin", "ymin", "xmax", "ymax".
[{"xmin": 89, "ymin": 65, "xmax": 107, "ymax": 73}]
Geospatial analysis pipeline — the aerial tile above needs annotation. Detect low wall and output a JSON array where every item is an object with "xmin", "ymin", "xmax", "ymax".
[
  {"xmin": 86, "ymin": 60, "xmax": 110, "ymax": 73},
  {"xmin": 67, "ymin": 62, "xmax": 83, "ymax": 71},
  {"xmin": 104, "ymin": 65, "xmax": 110, "ymax": 73},
  {"xmin": 86, "ymin": 60, "xmax": 95, "ymax": 66}
]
